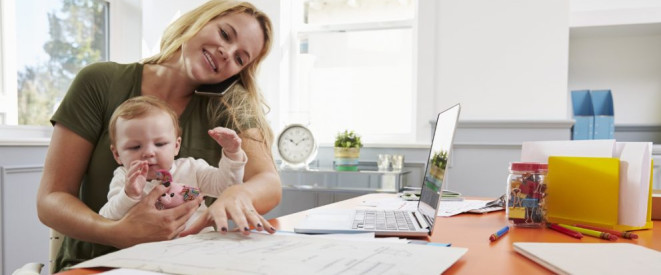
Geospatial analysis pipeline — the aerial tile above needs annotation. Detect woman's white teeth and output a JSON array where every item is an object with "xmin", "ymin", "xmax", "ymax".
[{"xmin": 204, "ymin": 51, "xmax": 217, "ymax": 71}]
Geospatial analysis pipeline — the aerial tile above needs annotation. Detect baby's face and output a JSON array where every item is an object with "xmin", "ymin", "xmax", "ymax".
[{"xmin": 112, "ymin": 110, "xmax": 181, "ymax": 180}]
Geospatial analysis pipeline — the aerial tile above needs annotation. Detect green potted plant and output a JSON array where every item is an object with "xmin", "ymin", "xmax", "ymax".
[
  {"xmin": 429, "ymin": 150, "xmax": 448, "ymax": 180},
  {"xmin": 334, "ymin": 130, "xmax": 363, "ymax": 171}
]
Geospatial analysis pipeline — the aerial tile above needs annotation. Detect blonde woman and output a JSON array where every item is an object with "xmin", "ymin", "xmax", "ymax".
[{"xmin": 36, "ymin": 1, "xmax": 281, "ymax": 271}]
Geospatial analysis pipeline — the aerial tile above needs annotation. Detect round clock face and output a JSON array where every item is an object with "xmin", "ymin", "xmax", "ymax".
[{"xmin": 277, "ymin": 124, "xmax": 317, "ymax": 166}]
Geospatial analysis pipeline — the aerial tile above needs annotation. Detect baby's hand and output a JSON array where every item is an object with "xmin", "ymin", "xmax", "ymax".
[
  {"xmin": 125, "ymin": 160, "xmax": 148, "ymax": 200},
  {"xmin": 208, "ymin": 127, "xmax": 243, "ymax": 160}
]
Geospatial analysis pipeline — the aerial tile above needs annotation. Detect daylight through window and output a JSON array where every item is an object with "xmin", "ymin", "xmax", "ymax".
[
  {"xmin": 290, "ymin": 0, "xmax": 416, "ymax": 144},
  {"xmin": 0, "ymin": 0, "xmax": 109, "ymax": 126}
]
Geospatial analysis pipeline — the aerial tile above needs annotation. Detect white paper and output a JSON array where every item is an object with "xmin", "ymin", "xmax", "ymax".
[
  {"xmin": 520, "ymin": 139, "xmax": 615, "ymax": 163},
  {"xmin": 437, "ymin": 200, "xmax": 489, "ymax": 217},
  {"xmin": 74, "ymin": 232, "xmax": 467, "ymax": 275},
  {"xmin": 271, "ymin": 231, "xmax": 409, "ymax": 244},
  {"xmin": 514, "ymin": 242, "xmax": 661, "ymax": 275},
  {"xmin": 613, "ymin": 142, "xmax": 652, "ymax": 227},
  {"xmin": 100, "ymin": 269, "xmax": 168, "ymax": 275}
]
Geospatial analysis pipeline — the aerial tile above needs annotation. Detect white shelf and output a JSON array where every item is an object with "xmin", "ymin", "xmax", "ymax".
[
  {"xmin": 571, "ymin": 22, "xmax": 661, "ymax": 38},
  {"xmin": 570, "ymin": 7, "xmax": 661, "ymax": 28}
]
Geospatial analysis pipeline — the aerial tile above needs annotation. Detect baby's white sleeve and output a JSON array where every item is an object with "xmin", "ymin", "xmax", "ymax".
[{"xmin": 196, "ymin": 150, "xmax": 247, "ymax": 196}]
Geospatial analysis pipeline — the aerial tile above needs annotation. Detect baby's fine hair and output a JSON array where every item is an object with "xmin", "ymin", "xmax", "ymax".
[{"xmin": 109, "ymin": 96, "xmax": 181, "ymax": 146}]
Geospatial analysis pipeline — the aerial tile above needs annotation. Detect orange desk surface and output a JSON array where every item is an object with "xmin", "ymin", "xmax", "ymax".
[{"xmin": 60, "ymin": 193, "xmax": 661, "ymax": 275}]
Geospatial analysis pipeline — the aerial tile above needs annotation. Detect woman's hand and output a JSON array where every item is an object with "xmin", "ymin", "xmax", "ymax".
[
  {"xmin": 111, "ymin": 184, "xmax": 204, "ymax": 248},
  {"xmin": 180, "ymin": 128, "xmax": 281, "ymax": 237},
  {"xmin": 180, "ymin": 184, "xmax": 276, "ymax": 237}
]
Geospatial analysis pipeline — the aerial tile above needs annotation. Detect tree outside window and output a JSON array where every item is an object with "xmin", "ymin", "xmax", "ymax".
[{"xmin": 8, "ymin": 0, "xmax": 108, "ymax": 125}]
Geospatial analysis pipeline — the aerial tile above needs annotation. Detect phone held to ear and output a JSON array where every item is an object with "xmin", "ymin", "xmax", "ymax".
[{"xmin": 194, "ymin": 75, "xmax": 240, "ymax": 96}]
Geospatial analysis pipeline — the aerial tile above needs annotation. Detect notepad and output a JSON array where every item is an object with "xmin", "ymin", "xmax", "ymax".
[{"xmin": 514, "ymin": 242, "xmax": 661, "ymax": 275}]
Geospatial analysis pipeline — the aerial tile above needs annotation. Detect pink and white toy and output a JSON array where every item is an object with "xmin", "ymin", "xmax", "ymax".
[{"xmin": 155, "ymin": 169, "xmax": 201, "ymax": 210}]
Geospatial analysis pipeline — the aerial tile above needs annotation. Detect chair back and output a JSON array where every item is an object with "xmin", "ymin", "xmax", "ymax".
[{"xmin": 49, "ymin": 229, "xmax": 64, "ymax": 274}]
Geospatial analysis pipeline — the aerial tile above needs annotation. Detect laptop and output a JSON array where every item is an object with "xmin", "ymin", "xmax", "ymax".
[{"xmin": 294, "ymin": 103, "xmax": 461, "ymax": 237}]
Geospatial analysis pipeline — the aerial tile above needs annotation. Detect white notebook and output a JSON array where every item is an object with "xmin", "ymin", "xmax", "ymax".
[{"xmin": 514, "ymin": 242, "xmax": 661, "ymax": 275}]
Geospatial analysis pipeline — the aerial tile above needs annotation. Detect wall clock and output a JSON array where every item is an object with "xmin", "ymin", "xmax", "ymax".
[{"xmin": 276, "ymin": 124, "xmax": 318, "ymax": 170}]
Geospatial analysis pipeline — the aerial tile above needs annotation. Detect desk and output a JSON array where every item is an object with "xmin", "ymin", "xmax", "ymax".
[
  {"xmin": 272, "ymin": 193, "xmax": 661, "ymax": 274},
  {"xmin": 60, "ymin": 193, "xmax": 661, "ymax": 275}
]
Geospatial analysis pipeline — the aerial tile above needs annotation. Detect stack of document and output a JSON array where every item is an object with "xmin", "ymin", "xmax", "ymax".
[{"xmin": 73, "ymin": 232, "xmax": 467, "ymax": 275}]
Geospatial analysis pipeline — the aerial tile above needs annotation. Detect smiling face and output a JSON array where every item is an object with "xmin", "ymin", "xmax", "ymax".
[
  {"xmin": 181, "ymin": 12, "xmax": 265, "ymax": 85},
  {"xmin": 111, "ymin": 110, "xmax": 182, "ymax": 180}
]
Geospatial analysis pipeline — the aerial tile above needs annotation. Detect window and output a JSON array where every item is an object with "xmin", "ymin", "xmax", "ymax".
[
  {"xmin": 287, "ymin": 0, "xmax": 416, "ymax": 144},
  {"xmin": 0, "ymin": 0, "xmax": 109, "ymax": 126}
]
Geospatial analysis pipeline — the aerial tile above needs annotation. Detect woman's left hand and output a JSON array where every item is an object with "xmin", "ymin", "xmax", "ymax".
[
  {"xmin": 181, "ymin": 128, "xmax": 281, "ymax": 237},
  {"xmin": 179, "ymin": 184, "xmax": 276, "ymax": 236}
]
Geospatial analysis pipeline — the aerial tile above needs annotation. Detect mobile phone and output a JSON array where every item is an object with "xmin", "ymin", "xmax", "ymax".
[{"xmin": 194, "ymin": 75, "xmax": 240, "ymax": 96}]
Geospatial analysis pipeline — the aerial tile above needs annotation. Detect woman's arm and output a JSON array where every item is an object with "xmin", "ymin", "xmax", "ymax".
[
  {"xmin": 181, "ymin": 128, "xmax": 282, "ymax": 236},
  {"xmin": 37, "ymin": 124, "xmax": 203, "ymax": 248},
  {"xmin": 235, "ymin": 128, "xmax": 282, "ymax": 213}
]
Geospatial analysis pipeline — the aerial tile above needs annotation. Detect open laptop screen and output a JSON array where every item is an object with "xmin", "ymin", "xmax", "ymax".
[{"xmin": 418, "ymin": 104, "xmax": 461, "ymax": 228}]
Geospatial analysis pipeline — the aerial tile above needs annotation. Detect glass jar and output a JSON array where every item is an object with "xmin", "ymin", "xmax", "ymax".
[{"xmin": 506, "ymin": 162, "xmax": 547, "ymax": 228}]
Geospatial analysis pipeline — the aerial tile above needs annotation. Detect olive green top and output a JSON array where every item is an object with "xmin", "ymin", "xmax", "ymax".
[{"xmin": 50, "ymin": 62, "xmax": 225, "ymax": 271}]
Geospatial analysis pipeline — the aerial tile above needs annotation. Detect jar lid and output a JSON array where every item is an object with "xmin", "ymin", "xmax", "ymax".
[
  {"xmin": 537, "ymin": 163, "xmax": 548, "ymax": 171},
  {"xmin": 509, "ymin": 162, "xmax": 544, "ymax": 172}
]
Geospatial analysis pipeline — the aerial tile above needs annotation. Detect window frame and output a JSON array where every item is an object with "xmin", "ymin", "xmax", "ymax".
[{"xmin": 0, "ymin": 0, "xmax": 141, "ymax": 143}]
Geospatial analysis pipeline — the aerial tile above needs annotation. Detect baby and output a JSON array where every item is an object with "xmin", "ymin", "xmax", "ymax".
[{"xmin": 99, "ymin": 95, "xmax": 247, "ymax": 233}]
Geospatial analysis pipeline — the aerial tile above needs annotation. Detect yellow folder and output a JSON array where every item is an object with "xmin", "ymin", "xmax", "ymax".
[{"xmin": 546, "ymin": 156, "xmax": 653, "ymax": 231}]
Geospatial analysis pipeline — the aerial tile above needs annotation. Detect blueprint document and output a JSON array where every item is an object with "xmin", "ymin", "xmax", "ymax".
[{"xmin": 74, "ymin": 232, "xmax": 467, "ymax": 275}]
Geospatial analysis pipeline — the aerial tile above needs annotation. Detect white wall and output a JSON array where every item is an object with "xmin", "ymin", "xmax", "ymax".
[
  {"xmin": 435, "ymin": 0, "xmax": 570, "ymax": 120},
  {"xmin": 414, "ymin": 0, "xmax": 439, "ymax": 143},
  {"xmin": 108, "ymin": 0, "xmax": 141, "ymax": 63},
  {"xmin": 141, "ymin": 0, "xmax": 204, "ymax": 58}
]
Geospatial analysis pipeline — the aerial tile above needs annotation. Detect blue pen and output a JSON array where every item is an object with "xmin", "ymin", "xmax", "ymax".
[{"xmin": 489, "ymin": 225, "xmax": 510, "ymax": 242}]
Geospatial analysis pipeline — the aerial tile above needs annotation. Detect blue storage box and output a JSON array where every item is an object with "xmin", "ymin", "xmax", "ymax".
[
  {"xmin": 590, "ymin": 90, "xmax": 614, "ymax": 139},
  {"xmin": 570, "ymin": 90, "xmax": 594, "ymax": 140}
]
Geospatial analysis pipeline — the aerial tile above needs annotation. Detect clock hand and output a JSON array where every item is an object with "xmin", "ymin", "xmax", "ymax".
[{"xmin": 294, "ymin": 137, "xmax": 308, "ymax": 146}]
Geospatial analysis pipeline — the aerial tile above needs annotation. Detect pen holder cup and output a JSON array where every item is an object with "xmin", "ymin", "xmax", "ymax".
[{"xmin": 506, "ymin": 162, "xmax": 547, "ymax": 228}]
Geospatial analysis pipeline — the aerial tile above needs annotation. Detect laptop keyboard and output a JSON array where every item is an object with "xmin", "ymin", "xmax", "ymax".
[{"xmin": 352, "ymin": 210, "xmax": 417, "ymax": 231}]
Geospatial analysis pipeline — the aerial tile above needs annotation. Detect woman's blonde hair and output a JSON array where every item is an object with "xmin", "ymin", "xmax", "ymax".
[{"xmin": 142, "ymin": 0, "xmax": 273, "ymax": 148}]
